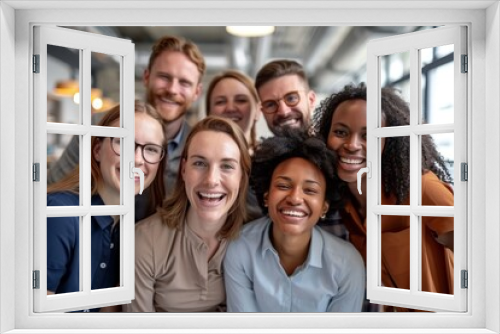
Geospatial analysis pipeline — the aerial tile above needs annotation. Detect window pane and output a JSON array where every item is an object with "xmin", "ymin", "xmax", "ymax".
[
  {"xmin": 420, "ymin": 216, "xmax": 454, "ymax": 295},
  {"xmin": 91, "ymin": 216, "xmax": 121, "ymax": 292},
  {"xmin": 421, "ymin": 49, "xmax": 454, "ymax": 125},
  {"xmin": 91, "ymin": 52, "xmax": 121, "ymax": 126},
  {"xmin": 91, "ymin": 136, "xmax": 122, "ymax": 205},
  {"xmin": 47, "ymin": 44, "xmax": 80, "ymax": 124},
  {"xmin": 381, "ymin": 136, "xmax": 410, "ymax": 205},
  {"xmin": 46, "ymin": 216, "xmax": 82, "ymax": 294},
  {"xmin": 421, "ymin": 133, "xmax": 454, "ymax": 205},
  {"xmin": 381, "ymin": 215, "xmax": 410, "ymax": 291},
  {"xmin": 47, "ymin": 134, "xmax": 81, "ymax": 202},
  {"xmin": 380, "ymin": 52, "xmax": 410, "ymax": 127}
]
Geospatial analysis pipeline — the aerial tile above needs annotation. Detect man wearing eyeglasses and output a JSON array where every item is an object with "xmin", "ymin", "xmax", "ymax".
[{"xmin": 255, "ymin": 59, "xmax": 316, "ymax": 135}]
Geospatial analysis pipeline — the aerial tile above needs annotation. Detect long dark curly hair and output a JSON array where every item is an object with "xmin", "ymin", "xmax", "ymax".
[
  {"xmin": 250, "ymin": 128, "xmax": 343, "ymax": 214},
  {"xmin": 313, "ymin": 83, "xmax": 452, "ymax": 204}
]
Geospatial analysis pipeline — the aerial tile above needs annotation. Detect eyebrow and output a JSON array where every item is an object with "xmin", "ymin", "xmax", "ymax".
[
  {"xmin": 275, "ymin": 175, "xmax": 321, "ymax": 185},
  {"xmin": 189, "ymin": 155, "xmax": 239, "ymax": 164},
  {"xmin": 332, "ymin": 122, "xmax": 366, "ymax": 130}
]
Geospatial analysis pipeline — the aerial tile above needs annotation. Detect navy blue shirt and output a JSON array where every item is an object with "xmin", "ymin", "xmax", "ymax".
[{"xmin": 47, "ymin": 192, "xmax": 120, "ymax": 311}]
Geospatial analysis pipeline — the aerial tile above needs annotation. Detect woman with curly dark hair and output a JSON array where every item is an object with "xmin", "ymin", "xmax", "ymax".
[
  {"xmin": 224, "ymin": 128, "xmax": 365, "ymax": 312},
  {"xmin": 314, "ymin": 83, "xmax": 454, "ymax": 300}
]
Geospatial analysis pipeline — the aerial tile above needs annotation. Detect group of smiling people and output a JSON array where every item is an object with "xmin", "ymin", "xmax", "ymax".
[{"xmin": 46, "ymin": 57, "xmax": 454, "ymax": 313}]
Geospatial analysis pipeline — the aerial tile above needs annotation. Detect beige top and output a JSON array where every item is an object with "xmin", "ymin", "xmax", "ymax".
[{"xmin": 123, "ymin": 213, "xmax": 228, "ymax": 312}]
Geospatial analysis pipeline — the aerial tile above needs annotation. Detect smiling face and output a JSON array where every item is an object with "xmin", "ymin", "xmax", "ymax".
[
  {"xmin": 327, "ymin": 99, "xmax": 385, "ymax": 184},
  {"xmin": 257, "ymin": 75, "xmax": 316, "ymax": 135},
  {"xmin": 93, "ymin": 113, "xmax": 165, "ymax": 203},
  {"xmin": 266, "ymin": 157, "xmax": 329, "ymax": 238},
  {"xmin": 182, "ymin": 130, "xmax": 242, "ymax": 226},
  {"xmin": 209, "ymin": 78, "xmax": 259, "ymax": 142},
  {"xmin": 133, "ymin": 113, "xmax": 165, "ymax": 194},
  {"xmin": 144, "ymin": 51, "xmax": 202, "ymax": 123}
]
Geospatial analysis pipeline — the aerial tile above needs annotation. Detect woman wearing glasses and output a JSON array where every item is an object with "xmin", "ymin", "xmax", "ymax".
[
  {"xmin": 46, "ymin": 101, "xmax": 166, "ymax": 310},
  {"xmin": 124, "ymin": 116, "xmax": 251, "ymax": 312}
]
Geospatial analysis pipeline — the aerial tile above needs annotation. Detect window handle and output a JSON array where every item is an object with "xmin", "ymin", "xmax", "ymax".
[
  {"xmin": 129, "ymin": 162, "xmax": 144, "ymax": 195},
  {"xmin": 357, "ymin": 162, "xmax": 371, "ymax": 195}
]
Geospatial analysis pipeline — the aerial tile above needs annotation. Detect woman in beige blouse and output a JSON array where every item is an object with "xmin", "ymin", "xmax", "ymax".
[{"xmin": 123, "ymin": 116, "xmax": 251, "ymax": 312}]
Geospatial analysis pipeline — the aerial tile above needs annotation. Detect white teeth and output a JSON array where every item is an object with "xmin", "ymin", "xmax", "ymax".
[
  {"xmin": 281, "ymin": 210, "xmax": 306, "ymax": 217},
  {"xmin": 280, "ymin": 119, "xmax": 299, "ymax": 126},
  {"xmin": 199, "ymin": 192, "xmax": 224, "ymax": 199},
  {"xmin": 340, "ymin": 157, "xmax": 363, "ymax": 164}
]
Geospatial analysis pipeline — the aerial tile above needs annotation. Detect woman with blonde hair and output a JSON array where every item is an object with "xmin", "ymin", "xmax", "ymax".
[
  {"xmin": 125, "ymin": 116, "xmax": 251, "ymax": 312},
  {"xmin": 46, "ymin": 101, "xmax": 166, "ymax": 311}
]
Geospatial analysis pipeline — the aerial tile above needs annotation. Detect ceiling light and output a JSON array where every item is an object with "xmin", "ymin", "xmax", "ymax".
[{"xmin": 226, "ymin": 26, "xmax": 275, "ymax": 38}]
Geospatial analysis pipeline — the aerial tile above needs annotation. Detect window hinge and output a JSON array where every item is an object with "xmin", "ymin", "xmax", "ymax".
[
  {"xmin": 461, "ymin": 54, "xmax": 468, "ymax": 73},
  {"xmin": 33, "ymin": 163, "xmax": 40, "ymax": 182},
  {"xmin": 461, "ymin": 270, "xmax": 468, "ymax": 289},
  {"xmin": 33, "ymin": 270, "xmax": 40, "ymax": 289},
  {"xmin": 33, "ymin": 54, "xmax": 40, "ymax": 73},
  {"xmin": 461, "ymin": 162, "xmax": 468, "ymax": 181}
]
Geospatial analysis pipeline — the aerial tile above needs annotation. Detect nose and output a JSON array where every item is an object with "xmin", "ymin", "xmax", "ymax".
[
  {"xmin": 205, "ymin": 166, "xmax": 220, "ymax": 187},
  {"xmin": 135, "ymin": 145, "xmax": 145, "ymax": 166},
  {"xmin": 286, "ymin": 186, "xmax": 303, "ymax": 205},
  {"xmin": 224, "ymin": 100, "xmax": 236, "ymax": 113},
  {"xmin": 165, "ymin": 79, "xmax": 180, "ymax": 95},
  {"xmin": 344, "ymin": 135, "xmax": 362, "ymax": 152},
  {"xmin": 275, "ymin": 100, "xmax": 291, "ymax": 117}
]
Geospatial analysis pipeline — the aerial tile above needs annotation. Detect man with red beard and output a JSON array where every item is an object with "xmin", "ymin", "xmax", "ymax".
[
  {"xmin": 143, "ymin": 36, "xmax": 205, "ymax": 196},
  {"xmin": 254, "ymin": 60, "xmax": 316, "ymax": 136},
  {"xmin": 48, "ymin": 35, "xmax": 205, "ymax": 219}
]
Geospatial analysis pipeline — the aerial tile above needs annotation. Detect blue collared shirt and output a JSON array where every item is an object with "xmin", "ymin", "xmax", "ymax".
[
  {"xmin": 224, "ymin": 216, "xmax": 365, "ymax": 312},
  {"xmin": 47, "ymin": 192, "xmax": 120, "ymax": 311}
]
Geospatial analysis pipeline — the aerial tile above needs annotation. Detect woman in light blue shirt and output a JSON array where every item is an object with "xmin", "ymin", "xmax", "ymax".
[{"xmin": 224, "ymin": 128, "xmax": 365, "ymax": 312}]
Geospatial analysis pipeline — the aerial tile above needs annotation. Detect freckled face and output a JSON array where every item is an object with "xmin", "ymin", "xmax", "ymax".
[
  {"xmin": 182, "ymin": 130, "xmax": 242, "ymax": 226},
  {"xmin": 266, "ymin": 157, "xmax": 329, "ymax": 238}
]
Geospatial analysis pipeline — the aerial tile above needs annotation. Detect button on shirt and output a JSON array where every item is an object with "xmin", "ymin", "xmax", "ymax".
[
  {"xmin": 223, "ymin": 216, "xmax": 366, "ymax": 312},
  {"xmin": 46, "ymin": 192, "xmax": 120, "ymax": 311}
]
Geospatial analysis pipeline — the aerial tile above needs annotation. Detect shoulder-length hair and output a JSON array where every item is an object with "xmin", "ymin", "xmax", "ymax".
[
  {"xmin": 205, "ymin": 69, "xmax": 260, "ymax": 152},
  {"xmin": 47, "ymin": 101, "xmax": 166, "ymax": 212},
  {"xmin": 159, "ymin": 116, "xmax": 251, "ymax": 240}
]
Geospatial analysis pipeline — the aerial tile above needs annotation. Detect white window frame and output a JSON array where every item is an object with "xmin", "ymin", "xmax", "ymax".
[
  {"xmin": 33, "ymin": 25, "xmax": 136, "ymax": 312},
  {"xmin": 1, "ymin": 1, "xmax": 499, "ymax": 333},
  {"xmin": 365, "ymin": 25, "xmax": 467, "ymax": 312}
]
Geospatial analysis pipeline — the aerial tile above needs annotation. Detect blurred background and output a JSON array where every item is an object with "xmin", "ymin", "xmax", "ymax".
[{"xmin": 46, "ymin": 25, "xmax": 454, "ymax": 179}]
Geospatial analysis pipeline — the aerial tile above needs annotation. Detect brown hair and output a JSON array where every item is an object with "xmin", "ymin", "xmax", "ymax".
[
  {"xmin": 255, "ymin": 59, "xmax": 309, "ymax": 92},
  {"xmin": 159, "ymin": 116, "xmax": 251, "ymax": 240},
  {"xmin": 47, "ymin": 101, "xmax": 166, "ymax": 213},
  {"xmin": 205, "ymin": 69, "xmax": 260, "ymax": 151},
  {"xmin": 148, "ymin": 35, "xmax": 206, "ymax": 81}
]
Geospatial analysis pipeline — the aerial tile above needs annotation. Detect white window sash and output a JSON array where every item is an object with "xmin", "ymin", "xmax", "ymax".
[
  {"xmin": 366, "ymin": 25, "xmax": 467, "ymax": 312},
  {"xmin": 32, "ymin": 25, "xmax": 136, "ymax": 313}
]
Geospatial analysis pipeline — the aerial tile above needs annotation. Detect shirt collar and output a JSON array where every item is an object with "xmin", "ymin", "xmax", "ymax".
[
  {"xmin": 260, "ymin": 217, "xmax": 323, "ymax": 269},
  {"xmin": 91, "ymin": 194, "xmax": 114, "ymax": 230},
  {"xmin": 167, "ymin": 120, "xmax": 186, "ymax": 149}
]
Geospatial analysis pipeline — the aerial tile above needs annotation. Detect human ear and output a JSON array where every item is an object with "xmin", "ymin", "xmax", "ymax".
[
  {"xmin": 93, "ymin": 139, "xmax": 102, "ymax": 162},
  {"xmin": 263, "ymin": 192, "xmax": 269, "ymax": 207}
]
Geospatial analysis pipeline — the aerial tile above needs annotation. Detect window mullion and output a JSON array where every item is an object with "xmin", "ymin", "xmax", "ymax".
[{"xmin": 409, "ymin": 47, "xmax": 420, "ymax": 294}]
